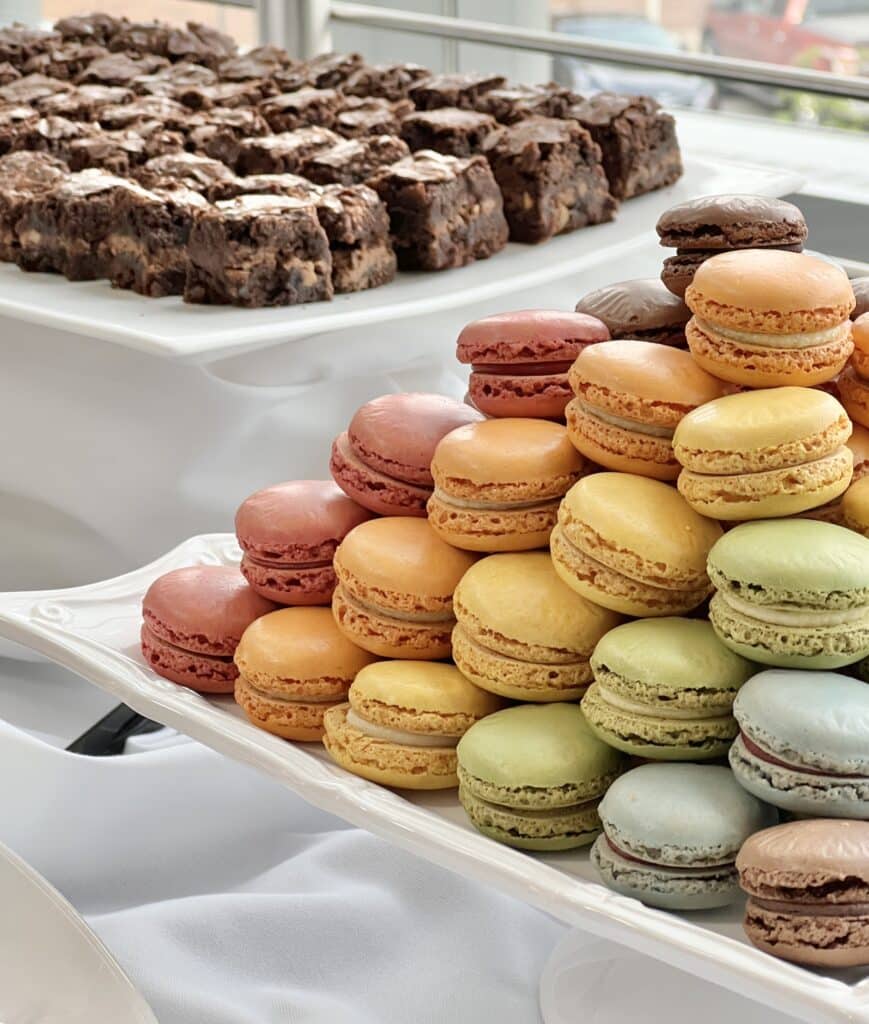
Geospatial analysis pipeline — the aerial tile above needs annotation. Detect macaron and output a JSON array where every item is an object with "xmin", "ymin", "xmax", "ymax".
[
  {"xmin": 456, "ymin": 703, "xmax": 624, "ymax": 851},
  {"xmin": 575, "ymin": 278, "xmax": 690, "ymax": 347},
  {"xmin": 322, "ymin": 660, "xmax": 503, "ymax": 789},
  {"xmin": 843, "ymin": 475, "xmax": 869, "ymax": 536},
  {"xmin": 550, "ymin": 472, "xmax": 722, "ymax": 617},
  {"xmin": 330, "ymin": 392, "xmax": 483, "ymax": 517},
  {"xmin": 730, "ymin": 669, "xmax": 869, "ymax": 818},
  {"xmin": 451, "ymin": 552, "xmax": 621, "ymax": 702},
  {"xmin": 852, "ymin": 276, "xmax": 869, "ymax": 319},
  {"xmin": 738, "ymin": 819, "xmax": 869, "ymax": 968},
  {"xmin": 332, "ymin": 517, "xmax": 476, "ymax": 659},
  {"xmin": 800, "ymin": 422, "xmax": 869, "ymax": 525},
  {"xmin": 140, "ymin": 566, "xmax": 277, "ymax": 693},
  {"xmin": 582, "ymin": 618, "xmax": 754, "ymax": 760},
  {"xmin": 565, "ymin": 339, "xmax": 732, "ymax": 481},
  {"xmin": 456, "ymin": 309, "xmax": 609, "ymax": 420},
  {"xmin": 708, "ymin": 520, "xmax": 869, "ymax": 669},
  {"xmin": 673, "ymin": 387, "xmax": 853, "ymax": 520},
  {"xmin": 427, "ymin": 418, "xmax": 585, "ymax": 552},
  {"xmin": 656, "ymin": 194, "xmax": 807, "ymax": 298},
  {"xmin": 838, "ymin": 313, "xmax": 869, "ymax": 429},
  {"xmin": 234, "ymin": 607, "xmax": 379, "ymax": 741},
  {"xmin": 235, "ymin": 480, "xmax": 373, "ymax": 605},
  {"xmin": 592, "ymin": 763, "xmax": 777, "ymax": 911},
  {"xmin": 685, "ymin": 249, "xmax": 855, "ymax": 388}
]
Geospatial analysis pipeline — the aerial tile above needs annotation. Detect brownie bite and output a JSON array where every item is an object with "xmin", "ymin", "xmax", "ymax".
[
  {"xmin": 317, "ymin": 183, "xmax": 396, "ymax": 293},
  {"xmin": 179, "ymin": 80, "xmax": 267, "ymax": 111},
  {"xmin": 343, "ymin": 62, "xmax": 430, "ymax": 101},
  {"xmin": 108, "ymin": 20, "xmax": 171, "ymax": 58},
  {"xmin": 0, "ymin": 106, "xmax": 39, "ymax": 156},
  {"xmin": 0, "ymin": 25, "xmax": 59, "ymax": 66},
  {"xmin": 35, "ymin": 83, "xmax": 133, "ymax": 120},
  {"xmin": 166, "ymin": 21, "xmax": 237, "ymax": 68},
  {"xmin": 132, "ymin": 61, "xmax": 216, "ymax": 97},
  {"xmin": 186, "ymin": 107, "xmax": 270, "ymax": 164},
  {"xmin": 334, "ymin": 96, "xmax": 413, "ymax": 139},
  {"xmin": 77, "ymin": 52, "xmax": 169, "ymax": 87},
  {"xmin": 184, "ymin": 194, "xmax": 333, "ymax": 307},
  {"xmin": 66, "ymin": 127, "xmax": 182, "ymax": 174},
  {"xmin": 273, "ymin": 51, "xmax": 363, "ymax": 92},
  {"xmin": 233, "ymin": 127, "xmax": 341, "ymax": 176},
  {"xmin": 0, "ymin": 150, "xmax": 67, "ymax": 260},
  {"xmin": 400, "ymin": 108, "xmax": 497, "ymax": 157},
  {"xmin": 260, "ymin": 88, "xmax": 342, "ymax": 133},
  {"xmin": 206, "ymin": 171, "xmax": 313, "ymax": 203},
  {"xmin": 482, "ymin": 116, "xmax": 617, "ymax": 243},
  {"xmin": 0, "ymin": 73, "xmax": 71, "ymax": 106},
  {"xmin": 11, "ymin": 115, "xmax": 96, "ymax": 162},
  {"xmin": 566, "ymin": 93, "xmax": 682, "ymax": 200},
  {"xmin": 473, "ymin": 83, "xmax": 576, "ymax": 123},
  {"xmin": 0, "ymin": 62, "xmax": 20, "ymax": 85},
  {"xmin": 219, "ymin": 47, "xmax": 289, "ymax": 82},
  {"xmin": 303, "ymin": 135, "xmax": 409, "ymax": 186},
  {"xmin": 97, "ymin": 95, "xmax": 188, "ymax": 131},
  {"xmin": 409, "ymin": 71, "xmax": 506, "ymax": 111},
  {"xmin": 54, "ymin": 13, "xmax": 125, "ymax": 47},
  {"xmin": 368, "ymin": 150, "xmax": 508, "ymax": 271},
  {"xmin": 135, "ymin": 151, "xmax": 234, "ymax": 193},
  {"xmin": 22, "ymin": 42, "xmax": 109, "ymax": 81},
  {"xmin": 109, "ymin": 185, "xmax": 209, "ymax": 296}
]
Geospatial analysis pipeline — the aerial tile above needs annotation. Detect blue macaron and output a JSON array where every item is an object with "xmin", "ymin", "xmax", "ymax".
[
  {"xmin": 730, "ymin": 669, "xmax": 869, "ymax": 818},
  {"xmin": 591, "ymin": 763, "xmax": 777, "ymax": 910}
]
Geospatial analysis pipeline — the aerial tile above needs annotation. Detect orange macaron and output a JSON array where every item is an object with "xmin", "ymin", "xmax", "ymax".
[
  {"xmin": 839, "ymin": 313, "xmax": 869, "ymax": 429},
  {"xmin": 685, "ymin": 250, "xmax": 855, "ymax": 388},
  {"xmin": 565, "ymin": 339, "xmax": 732, "ymax": 480}
]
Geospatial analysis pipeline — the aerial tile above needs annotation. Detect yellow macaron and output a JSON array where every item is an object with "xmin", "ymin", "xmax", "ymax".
[
  {"xmin": 323, "ymin": 660, "xmax": 503, "ymax": 789},
  {"xmin": 685, "ymin": 250, "xmax": 855, "ymax": 388},
  {"xmin": 452, "ymin": 552, "xmax": 621, "ymax": 701},
  {"xmin": 550, "ymin": 472, "xmax": 722, "ymax": 617},
  {"xmin": 839, "ymin": 313, "xmax": 869, "ymax": 429},
  {"xmin": 673, "ymin": 387, "xmax": 853, "ymax": 521},
  {"xmin": 842, "ymin": 476, "xmax": 869, "ymax": 537}
]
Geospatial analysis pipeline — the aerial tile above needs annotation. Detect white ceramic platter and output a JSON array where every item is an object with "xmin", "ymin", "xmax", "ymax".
[
  {"xmin": 0, "ymin": 157, "xmax": 801, "ymax": 363},
  {"xmin": 0, "ymin": 839, "xmax": 157, "ymax": 1024},
  {"xmin": 1, "ymin": 534, "xmax": 865, "ymax": 1024}
]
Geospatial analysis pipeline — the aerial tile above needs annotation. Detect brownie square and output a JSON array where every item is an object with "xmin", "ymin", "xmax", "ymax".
[
  {"xmin": 0, "ymin": 150, "xmax": 67, "ymax": 260},
  {"xmin": 108, "ymin": 21, "xmax": 171, "ymax": 58},
  {"xmin": 135, "ymin": 151, "xmax": 235, "ymax": 193},
  {"xmin": 303, "ymin": 135, "xmax": 409, "ymax": 186},
  {"xmin": 218, "ymin": 46, "xmax": 290, "ymax": 81},
  {"xmin": 66, "ymin": 126, "xmax": 183, "ymax": 174},
  {"xmin": 77, "ymin": 52, "xmax": 169, "ymax": 87},
  {"xmin": 273, "ymin": 51, "xmax": 363, "ymax": 92},
  {"xmin": 109, "ymin": 185, "xmax": 209, "ymax": 296},
  {"xmin": 482, "ymin": 116, "xmax": 616, "ymax": 243},
  {"xmin": 54, "ymin": 13, "xmax": 125, "ymax": 48},
  {"xmin": 0, "ymin": 106, "xmax": 38, "ymax": 156},
  {"xmin": 35, "ymin": 83, "xmax": 133, "ymax": 120},
  {"xmin": 97, "ymin": 96, "xmax": 189, "ymax": 131},
  {"xmin": 473, "ymin": 83, "xmax": 576, "ymax": 123},
  {"xmin": 317, "ymin": 184, "xmax": 396, "ymax": 293},
  {"xmin": 22, "ymin": 43, "xmax": 109, "ymax": 81},
  {"xmin": 0, "ymin": 25, "xmax": 59, "ymax": 67},
  {"xmin": 233, "ymin": 127, "xmax": 341, "ymax": 176},
  {"xmin": 11, "ymin": 115, "xmax": 97, "ymax": 162},
  {"xmin": 0, "ymin": 62, "xmax": 20, "ymax": 86},
  {"xmin": 206, "ymin": 171, "xmax": 313, "ymax": 203},
  {"xmin": 334, "ymin": 97, "xmax": 413, "ymax": 139},
  {"xmin": 343, "ymin": 62, "xmax": 430, "ymax": 101},
  {"xmin": 184, "ymin": 194, "xmax": 333, "ymax": 307},
  {"xmin": 565, "ymin": 93, "xmax": 682, "ymax": 200},
  {"xmin": 400, "ymin": 108, "xmax": 497, "ymax": 157},
  {"xmin": 260, "ymin": 88, "xmax": 342, "ymax": 133},
  {"xmin": 368, "ymin": 150, "xmax": 508, "ymax": 271},
  {"xmin": 409, "ymin": 72, "xmax": 506, "ymax": 111},
  {"xmin": 165, "ymin": 22, "xmax": 237, "ymax": 68},
  {"xmin": 186, "ymin": 107, "xmax": 270, "ymax": 165},
  {"xmin": 178, "ymin": 80, "xmax": 267, "ymax": 111},
  {"xmin": 132, "ymin": 62, "xmax": 217, "ymax": 97},
  {"xmin": 0, "ymin": 73, "xmax": 71, "ymax": 106}
]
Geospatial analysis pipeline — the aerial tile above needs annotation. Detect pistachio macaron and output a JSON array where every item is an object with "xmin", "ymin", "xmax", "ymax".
[
  {"xmin": 234, "ymin": 607, "xmax": 379, "ymax": 741},
  {"xmin": 550, "ymin": 472, "xmax": 722, "ymax": 617},
  {"xmin": 674, "ymin": 387, "xmax": 853, "ymax": 520},
  {"xmin": 582, "ymin": 618, "xmax": 754, "ymax": 760},
  {"xmin": 452, "ymin": 552, "xmax": 621, "ymax": 702},
  {"xmin": 332, "ymin": 517, "xmax": 477, "ymax": 660},
  {"xmin": 708, "ymin": 519, "xmax": 869, "ymax": 669},
  {"xmin": 457, "ymin": 703, "xmax": 624, "ymax": 851},
  {"xmin": 323, "ymin": 660, "xmax": 503, "ymax": 789},
  {"xmin": 566, "ymin": 339, "xmax": 732, "ymax": 480}
]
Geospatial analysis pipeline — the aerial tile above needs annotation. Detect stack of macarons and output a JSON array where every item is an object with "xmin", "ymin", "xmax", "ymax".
[{"xmin": 575, "ymin": 278, "xmax": 690, "ymax": 348}]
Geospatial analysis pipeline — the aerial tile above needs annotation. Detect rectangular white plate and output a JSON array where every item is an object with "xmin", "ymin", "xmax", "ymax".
[
  {"xmin": 0, "ymin": 157, "xmax": 802, "ymax": 363},
  {"xmin": 0, "ymin": 535, "xmax": 866, "ymax": 1023}
]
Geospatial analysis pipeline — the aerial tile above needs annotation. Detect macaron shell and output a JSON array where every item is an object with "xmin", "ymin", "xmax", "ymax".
[
  {"xmin": 427, "ymin": 492, "xmax": 560, "ymax": 552},
  {"xmin": 656, "ymin": 196, "xmax": 808, "ymax": 250},
  {"xmin": 468, "ymin": 369, "xmax": 573, "ymax": 420},
  {"xmin": 839, "ymin": 366, "xmax": 869, "ymax": 429},
  {"xmin": 843, "ymin": 476, "xmax": 869, "ymax": 535},
  {"xmin": 330, "ymin": 431, "xmax": 430, "ymax": 516},
  {"xmin": 458, "ymin": 785, "xmax": 602, "ymax": 851},
  {"xmin": 456, "ymin": 309, "xmax": 610, "ymax": 364},
  {"xmin": 332, "ymin": 583, "xmax": 454, "ymax": 660},
  {"xmin": 575, "ymin": 278, "xmax": 689, "ymax": 339},
  {"xmin": 743, "ymin": 901, "xmax": 869, "ymax": 968},
  {"xmin": 140, "ymin": 624, "xmax": 237, "ymax": 693},
  {"xmin": 566, "ymin": 399, "xmax": 679, "ymax": 480},
  {"xmin": 234, "ymin": 676, "xmax": 338, "ymax": 742},
  {"xmin": 240, "ymin": 555, "xmax": 337, "ymax": 605},
  {"xmin": 661, "ymin": 252, "xmax": 704, "ymax": 299}
]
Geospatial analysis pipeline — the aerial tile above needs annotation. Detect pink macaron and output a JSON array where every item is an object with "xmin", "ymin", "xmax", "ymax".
[
  {"xmin": 141, "ymin": 565, "xmax": 277, "ymax": 693},
  {"xmin": 330, "ymin": 392, "xmax": 483, "ymax": 516},
  {"xmin": 457, "ymin": 309, "xmax": 610, "ymax": 419},
  {"xmin": 235, "ymin": 479, "xmax": 373, "ymax": 604}
]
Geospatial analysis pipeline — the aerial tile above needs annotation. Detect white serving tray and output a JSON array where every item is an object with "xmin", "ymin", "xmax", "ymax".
[
  {"xmin": 0, "ymin": 535, "xmax": 865, "ymax": 1023},
  {"xmin": 0, "ymin": 157, "xmax": 802, "ymax": 364}
]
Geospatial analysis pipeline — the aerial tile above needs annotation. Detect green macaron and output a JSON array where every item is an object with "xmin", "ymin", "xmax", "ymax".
[
  {"xmin": 707, "ymin": 520, "xmax": 869, "ymax": 670},
  {"xmin": 456, "ymin": 703, "xmax": 624, "ymax": 851},
  {"xmin": 581, "ymin": 618, "xmax": 754, "ymax": 760}
]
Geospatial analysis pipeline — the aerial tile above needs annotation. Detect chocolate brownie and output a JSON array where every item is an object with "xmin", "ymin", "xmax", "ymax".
[
  {"xmin": 233, "ymin": 127, "xmax": 341, "ymax": 175},
  {"xmin": 303, "ymin": 135, "xmax": 409, "ymax": 186},
  {"xmin": 132, "ymin": 61, "xmax": 217, "ymax": 96},
  {"xmin": 186, "ymin": 107, "xmax": 270, "ymax": 165},
  {"xmin": 135, "ymin": 151, "xmax": 234, "ymax": 193},
  {"xmin": 35, "ymin": 83, "xmax": 133, "ymax": 120},
  {"xmin": 166, "ymin": 22, "xmax": 237, "ymax": 68},
  {"xmin": 218, "ymin": 46, "xmax": 289, "ymax": 81},
  {"xmin": 97, "ymin": 95, "xmax": 189, "ymax": 131},
  {"xmin": 259, "ymin": 88, "xmax": 342, "ymax": 133},
  {"xmin": 273, "ymin": 51, "xmax": 363, "ymax": 91},
  {"xmin": 108, "ymin": 21, "xmax": 171, "ymax": 58},
  {"xmin": 77, "ymin": 52, "xmax": 169, "ymax": 86},
  {"xmin": 409, "ymin": 72, "xmax": 506, "ymax": 111},
  {"xmin": 0, "ymin": 25, "xmax": 59, "ymax": 67},
  {"xmin": 0, "ymin": 150, "xmax": 67, "ymax": 260},
  {"xmin": 0, "ymin": 106, "xmax": 38, "ymax": 156},
  {"xmin": 11, "ymin": 115, "xmax": 96, "ymax": 162},
  {"xmin": 15, "ymin": 168, "xmax": 151, "ymax": 278},
  {"xmin": 473, "ymin": 83, "xmax": 576, "ymax": 123},
  {"xmin": 565, "ymin": 93, "xmax": 682, "ymax": 200},
  {"xmin": 0, "ymin": 73, "xmax": 71, "ymax": 106},
  {"xmin": 109, "ymin": 184, "xmax": 209, "ymax": 295},
  {"xmin": 66, "ymin": 126, "xmax": 183, "ymax": 174},
  {"xmin": 400, "ymin": 108, "xmax": 497, "ymax": 157},
  {"xmin": 0, "ymin": 62, "xmax": 20, "ymax": 85},
  {"xmin": 316, "ymin": 184, "xmax": 396, "ymax": 292},
  {"xmin": 55, "ymin": 13, "xmax": 126, "ymax": 47},
  {"xmin": 368, "ymin": 150, "xmax": 508, "ymax": 270},
  {"xmin": 184, "ymin": 194, "xmax": 333, "ymax": 307},
  {"xmin": 334, "ymin": 96, "xmax": 413, "ymax": 139},
  {"xmin": 178, "ymin": 79, "xmax": 267, "ymax": 111},
  {"xmin": 206, "ymin": 171, "xmax": 313, "ymax": 203},
  {"xmin": 343, "ymin": 62, "xmax": 430, "ymax": 101},
  {"xmin": 482, "ymin": 116, "xmax": 617, "ymax": 243},
  {"xmin": 22, "ymin": 43, "xmax": 108, "ymax": 81}
]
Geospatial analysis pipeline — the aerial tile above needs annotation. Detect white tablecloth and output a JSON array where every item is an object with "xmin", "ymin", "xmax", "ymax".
[{"xmin": 0, "ymin": 658, "xmax": 562, "ymax": 1023}]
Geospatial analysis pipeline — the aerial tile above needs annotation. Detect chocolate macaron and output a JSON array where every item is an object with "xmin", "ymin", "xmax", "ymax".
[
  {"xmin": 656, "ymin": 194, "xmax": 807, "ymax": 298},
  {"xmin": 575, "ymin": 278, "xmax": 690, "ymax": 348}
]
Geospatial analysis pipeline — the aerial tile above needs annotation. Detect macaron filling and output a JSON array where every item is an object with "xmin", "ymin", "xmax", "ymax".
[
  {"xmin": 595, "ymin": 683, "xmax": 732, "ymax": 722},
  {"xmin": 738, "ymin": 731, "xmax": 868, "ymax": 780},
  {"xmin": 430, "ymin": 488, "xmax": 560, "ymax": 512},
  {"xmin": 717, "ymin": 590, "xmax": 869, "ymax": 628},
  {"xmin": 339, "ymin": 587, "xmax": 454, "ymax": 624},
  {"xmin": 604, "ymin": 835, "xmax": 735, "ymax": 873},
  {"xmin": 244, "ymin": 553, "xmax": 333, "ymax": 570},
  {"xmin": 240, "ymin": 680, "xmax": 347, "ymax": 705},
  {"xmin": 469, "ymin": 791, "xmax": 598, "ymax": 820},
  {"xmin": 345, "ymin": 708, "xmax": 460, "ymax": 747},
  {"xmin": 695, "ymin": 317, "xmax": 851, "ymax": 351},
  {"xmin": 141, "ymin": 623, "xmax": 233, "ymax": 667},
  {"xmin": 574, "ymin": 400, "xmax": 675, "ymax": 438},
  {"xmin": 471, "ymin": 360, "xmax": 574, "ymax": 375},
  {"xmin": 749, "ymin": 897, "xmax": 869, "ymax": 917}
]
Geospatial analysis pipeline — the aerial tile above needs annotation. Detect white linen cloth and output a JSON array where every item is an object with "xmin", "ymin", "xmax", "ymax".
[{"xmin": 0, "ymin": 663, "xmax": 563, "ymax": 1024}]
